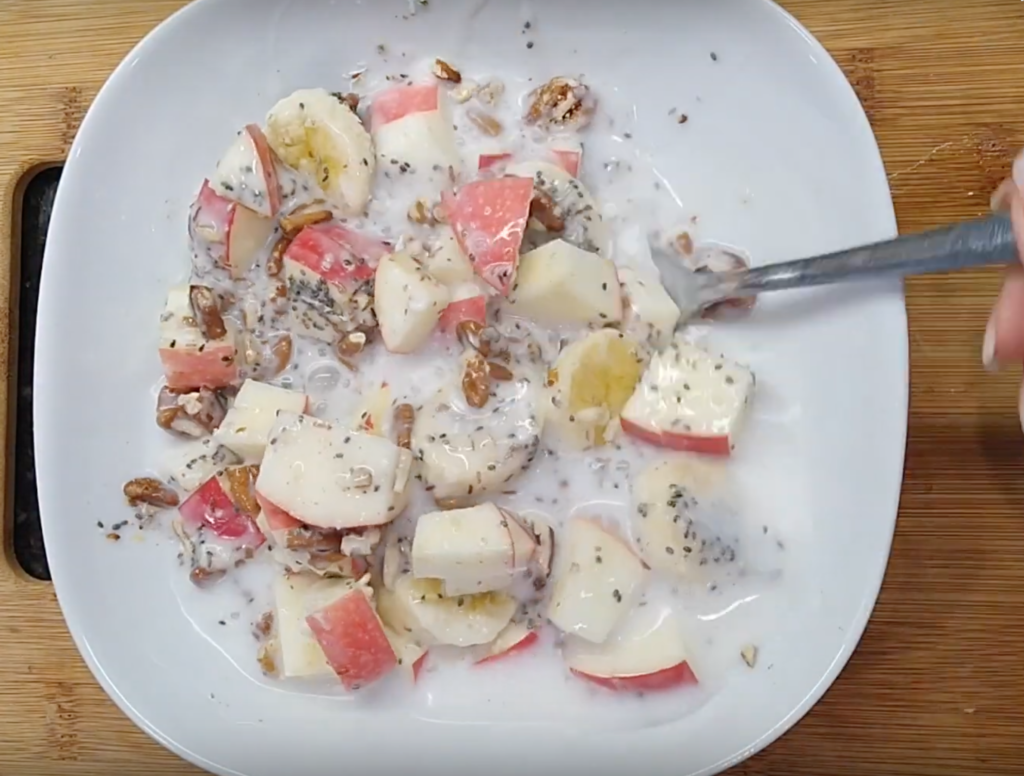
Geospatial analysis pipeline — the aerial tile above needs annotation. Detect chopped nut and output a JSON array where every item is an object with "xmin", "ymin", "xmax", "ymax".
[
  {"xmin": 455, "ymin": 320, "xmax": 489, "ymax": 356},
  {"xmin": 267, "ymin": 235, "xmax": 290, "ymax": 277},
  {"xmin": 123, "ymin": 477, "xmax": 179, "ymax": 508},
  {"xmin": 190, "ymin": 566, "xmax": 226, "ymax": 587},
  {"xmin": 223, "ymin": 465, "xmax": 260, "ymax": 516},
  {"xmin": 431, "ymin": 202, "xmax": 448, "ymax": 224},
  {"xmin": 673, "ymin": 231, "xmax": 694, "ymax": 257},
  {"xmin": 241, "ymin": 332, "xmax": 262, "ymax": 367},
  {"xmin": 462, "ymin": 353, "xmax": 491, "ymax": 408},
  {"xmin": 280, "ymin": 208, "xmax": 332, "ymax": 237},
  {"xmin": 545, "ymin": 368, "xmax": 559, "ymax": 387},
  {"xmin": 529, "ymin": 189, "xmax": 565, "ymax": 232},
  {"xmin": 407, "ymin": 198, "xmax": 436, "ymax": 225},
  {"xmin": 432, "ymin": 58, "xmax": 462, "ymax": 83},
  {"xmin": 486, "ymin": 361, "xmax": 514, "ymax": 381},
  {"xmin": 450, "ymin": 80, "xmax": 477, "ymax": 104},
  {"xmin": 332, "ymin": 91, "xmax": 360, "ymax": 112},
  {"xmin": 394, "ymin": 403, "xmax": 415, "ymax": 449},
  {"xmin": 284, "ymin": 526, "xmax": 343, "ymax": 552},
  {"xmin": 740, "ymin": 644, "xmax": 758, "ymax": 668},
  {"xmin": 270, "ymin": 334, "xmax": 292, "ymax": 375},
  {"xmin": 336, "ymin": 330, "xmax": 368, "ymax": 359},
  {"xmin": 156, "ymin": 386, "xmax": 226, "ymax": 437},
  {"xmin": 476, "ymin": 79, "xmax": 505, "ymax": 106},
  {"xmin": 106, "ymin": 532, "xmax": 121, "ymax": 542},
  {"xmin": 467, "ymin": 108, "xmax": 503, "ymax": 137},
  {"xmin": 254, "ymin": 611, "xmax": 274, "ymax": 639},
  {"xmin": 190, "ymin": 285, "xmax": 227, "ymax": 340},
  {"xmin": 435, "ymin": 496, "xmax": 473, "ymax": 510},
  {"xmin": 257, "ymin": 642, "xmax": 278, "ymax": 675},
  {"xmin": 525, "ymin": 76, "xmax": 595, "ymax": 129}
]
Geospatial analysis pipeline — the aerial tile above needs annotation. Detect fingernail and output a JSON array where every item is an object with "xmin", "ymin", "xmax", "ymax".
[{"xmin": 983, "ymin": 314, "xmax": 998, "ymax": 371}]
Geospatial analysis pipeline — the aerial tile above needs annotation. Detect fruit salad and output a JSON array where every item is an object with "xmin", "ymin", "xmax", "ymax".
[{"xmin": 119, "ymin": 57, "xmax": 767, "ymax": 699}]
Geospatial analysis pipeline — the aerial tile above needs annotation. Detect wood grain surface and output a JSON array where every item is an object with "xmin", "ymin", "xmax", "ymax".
[{"xmin": 2, "ymin": 1, "xmax": 1023, "ymax": 773}]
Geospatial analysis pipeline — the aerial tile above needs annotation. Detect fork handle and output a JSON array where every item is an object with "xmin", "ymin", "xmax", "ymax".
[{"xmin": 702, "ymin": 213, "xmax": 1017, "ymax": 303}]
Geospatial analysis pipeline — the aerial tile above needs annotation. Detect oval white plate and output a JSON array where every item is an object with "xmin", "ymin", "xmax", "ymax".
[{"xmin": 35, "ymin": 0, "xmax": 906, "ymax": 774}]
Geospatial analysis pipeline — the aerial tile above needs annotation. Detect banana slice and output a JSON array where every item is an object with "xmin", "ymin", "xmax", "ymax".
[
  {"xmin": 378, "ymin": 574, "xmax": 517, "ymax": 647},
  {"xmin": 545, "ymin": 329, "xmax": 644, "ymax": 450},
  {"xmin": 631, "ymin": 457, "xmax": 735, "ymax": 579},
  {"xmin": 412, "ymin": 358, "xmax": 543, "ymax": 500},
  {"xmin": 265, "ymin": 88, "xmax": 375, "ymax": 215},
  {"xmin": 506, "ymin": 160, "xmax": 611, "ymax": 257}
]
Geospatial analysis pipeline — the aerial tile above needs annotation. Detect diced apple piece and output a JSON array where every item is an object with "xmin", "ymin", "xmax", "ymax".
[
  {"xmin": 550, "ymin": 148, "xmax": 582, "ymax": 178},
  {"xmin": 283, "ymin": 222, "xmax": 387, "ymax": 343},
  {"xmin": 189, "ymin": 180, "xmax": 274, "ymax": 278},
  {"xmin": 210, "ymin": 124, "xmax": 281, "ymax": 217},
  {"xmin": 383, "ymin": 626, "xmax": 428, "ymax": 683},
  {"xmin": 384, "ymin": 575, "xmax": 517, "ymax": 647},
  {"xmin": 545, "ymin": 329, "xmax": 643, "ymax": 450},
  {"xmin": 350, "ymin": 382, "xmax": 392, "ymax": 437},
  {"xmin": 411, "ymin": 503, "xmax": 536, "ymax": 596},
  {"xmin": 215, "ymin": 379, "xmax": 308, "ymax": 461},
  {"xmin": 476, "ymin": 622, "xmax": 540, "ymax": 665},
  {"xmin": 564, "ymin": 606, "xmax": 698, "ymax": 692},
  {"xmin": 477, "ymin": 144, "xmax": 581, "ymax": 177},
  {"xmin": 178, "ymin": 472, "xmax": 265, "ymax": 550},
  {"xmin": 618, "ymin": 267, "xmax": 681, "ymax": 351},
  {"xmin": 509, "ymin": 239, "xmax": 621, "ymax": 326},
  {"xmin": 423, "ymin": 230, "xmax": 475, "ymax": 286},
  {"xmin": 255, "ymin": 413, "xmax": 412, "ymax": 529},
  {"xmin": 547, "ymin": 519, "xmax": 645, "ymax": 644},
  {"xmin": 370, "ymin": 83, "xmax": 461, "ymax": 176},
  {"xmin": 442, "ymin": 177, "xmax": 534, "ymax": 295},
  {"xmin": 621, "ymin": 339, "xmax": 755, "ymax": 456},
  {"xmin": 306, "ymin": 585, "xmax": 397, "ymax": 690},
  {"xmin": 477, "ymin": 152, "xmax": 512, "ymax": 171},
  {"xmin": 374, "ymin": 250, "xmax": 450, "ymax": 353},
  {"xmin": 158, "ymin": 285, "xmax": 237, "ymax": 390},
  {"xmin": 630, "ymin": 457, "xmax": 734, "ymax": 579},
  {"xmin": 438, "ymin": 286, "xmax": 488, "ymax": 334},
  {"xmin": 160, "ymin": 438, "xmax": 240, "ymax": 493}
]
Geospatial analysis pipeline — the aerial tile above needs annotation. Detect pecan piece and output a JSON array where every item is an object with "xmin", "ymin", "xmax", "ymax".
[
  {"xmin": 455, "ymin": 320, "xmax": 489, "ymax": 356},
  {"xmin": 332, "ymin": 91, "xmax": 361, "ymax": 112},
  {"xmin": 467, "ymin": 108, "xmax": 503, "ymax": 137},
  {"xmin": 394, "ymin": 403, "xmax": 415, "ymax": 449},
  {"xmin": 267, "ymin": 235, "xmax": 291, "ymax": 276},
  {"xmin": 407, "ymin": 198, "xmax": 436, "ymax": 225},
  {"xmin": 189, "ymin": 566, "xmax": 226, "ymax": 588},
  {"xmin": 189, "ymin": 285, "xmax": 227, "ymax": 340},
  {"xmin": 432, "ymin": 58, "xmax": 462, "ymax": 83},
  {"xmin": 525, "ymin": 76, "xmax": 596, "ymax": 129},
  {"xmin": 223, "ymin": 465, "xmax": 260, "ymax": 516},
  {"xmin": 529, "ymin": 188, "xmax": 565, "ymax": 232},
  {"xmin": 462, "ymin": 353, "xmax": 491, "ymax": 408},
  {"xmin": 280, "ymin": 208, "xmax": 332, "ymax": 237},
  {"xmin": 336, "ymin": 330, "xmax": 368, "ymax": 359},
  {"xmin": 270, "ymin": 333, "xmax": 293, "ymax": 375},
  {"xmin": 156, "ymin": 386, "xmax": 226, "ymax": 437},
  {"xmin": 486, "ymin": 361, "xmax": 514, "ymax": 381},
  {"xmin": 123, "ymin": 477, "xmax": 179, "ymax": 508}
]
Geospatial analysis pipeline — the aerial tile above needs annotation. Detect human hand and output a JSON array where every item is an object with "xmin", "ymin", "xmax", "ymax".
[{"xmin": 983, "ymin": 153, "xmax": 1024, "ymax": 422}]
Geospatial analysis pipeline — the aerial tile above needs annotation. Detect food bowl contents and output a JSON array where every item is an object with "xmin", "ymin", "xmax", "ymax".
[{"xmin": 122, "ymin": 59, "xmax": 782, "ymax": 702}]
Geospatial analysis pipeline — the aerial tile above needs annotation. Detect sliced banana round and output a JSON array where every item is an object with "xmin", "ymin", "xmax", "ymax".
[
  {"xmin": 506, "ymin": 160, "xmax": 610, "ymax": 257},
  {"xmin": 631, "ymin": 457, "xmax": 737, "ymax": 579},
  {"xmin": 265, "ymin": 88, "xmax": 375, "ymax": 215},
  {"xmin": 378, "ymin": 574, "xmax": 517, "ymax": 647},
  {"xmin": 412, "ymin": 358, "xmax": 544, "ymax": 500},
  {"xmin": 545, "ymin": 329, "xmax": 644, "ymax": 451}
]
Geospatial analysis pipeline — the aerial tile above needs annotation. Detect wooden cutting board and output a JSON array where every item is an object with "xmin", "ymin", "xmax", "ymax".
[{"xmin": 1, "ymin": 1, "xmax": 1023, "ymax": 773}]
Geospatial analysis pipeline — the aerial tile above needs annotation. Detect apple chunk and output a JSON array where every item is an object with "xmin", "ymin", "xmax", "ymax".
[
  {"xmin": 618, "ymin": 267, "xmax": 681, "ymax": 351},
  {"xmin": 546, "ymin": 519, "xmax": 646, "ymax": 644},
  {"xmin": 411, "ymin": 503, "xmax": 536, "ymax": 596},
  {"xmin": 423, "ymin": 230, "xmax": 475, "ymax": 286},
  {"xmin": 564, "ymin": 606, "xmax": 698, "ymax": 692},
  {"xmin": 210, "ymin": 124, "xmax": 282, "ymax": 217},
  {"xmin": 373, "ymin": 250, "xmax": 450, "ymax": 353},
  {"xmin": 370, "ymin": 83, "xmax": 462, "ymax": 176},
  {"xmin": 190, "ymin": 179, "xmax": 274, "ymax": 278},
  {"xmin": 214, "ymin": 379, "xmax": 308, "ymax": 461},
  {"xmin": 476, "ymin": 621, "xmax": 540, "ymax": 665},
  {"xmin": 306, "ymin": 585, "xmax": 397, "ymax": 690},
  {"xmin": 509, "ymin": 239, "xmax": 622, "ymax": 326},
  {"xmin": 621, "ymin": 338, "xmax": 755, "ymax": 456},
  {"xmin": 442, "ymin": 176, "xmax": 534, "ymax": 295},
  {"xmin": 255, "ymin": 412, "xmax": 413, "ymax": 530},
  {"xmin": 158, "ymin": 285, "xmax": 237, "ymax": 391}
]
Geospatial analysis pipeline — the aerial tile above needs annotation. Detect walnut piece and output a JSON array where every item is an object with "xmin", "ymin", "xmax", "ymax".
[
  {"xmin": 455, "ymin": 320, "xmax": 489, "ymax": 357},
  {"xmin": 529, "ymin": 189, "xmax": 565, "ymax": 232},
  {"xmin": 336, "ymin": 330, "xmax": 368, "ymax": 359},
  {"xmin": 486, "ymin": 361, "xmax": 514, "ymax": 381},
  {"xmin": 123, "ymin": 477, "xmax": 179, "ymax": 508},
  {"xmin": 156, "ymin": 386, "xmax": 226, "ymax": 437},
  {"xmin": 331, "ymin": 91, "xmax": 360, "ymax": 112},
  {"xmin": 462, "ymin": 353, "xmax": 491, "ymax": 408},
  {"xmin": 189, "ymin": 285, "xmax": 227, "ymax": 340},
  {"xmin": 407, "ymin": 198, "xmax": 436, "ymax": 225},
  {"xmin": 525, "ymin": 76, "xmax": 596, "ymax": 129},
  {"xmin": 280, "ymin": 208, "xmax": 332, "ymax": 237},
  {"xmin": 394, "ymin": 403, "xmax": 415, "ymax": 449},
  {"xmin": 467, "ymin": 108, "xmax": 503, "ymax": 137},
  {"xmin": 432, "ymin": 58, "xmax": 462, "ymax": 83},
  {"xmin": 223, "ymin": 465, "xmax": 260, "ymax": 516}
]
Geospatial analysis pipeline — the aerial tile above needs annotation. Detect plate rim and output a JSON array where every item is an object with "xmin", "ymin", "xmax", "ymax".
[{"xmin": 33, "ymin": 0, "xmax": 908, "ymax": 773}]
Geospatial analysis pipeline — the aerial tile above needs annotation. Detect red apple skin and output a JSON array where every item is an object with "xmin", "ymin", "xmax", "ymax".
[
  {"xmin": 570, "ymin": 660, "xmax": 698, "ymax": 693},
  {"xmin": 551, "ymin": 149, "xmax": 581, "ymax": 177},
  {"xmin": 438, "ymin": 295, "xmax": 487, "ymax": 333},
  {"xmin": 620, "ymin": 416, "xmax": 732, "ymax": 457},
  {"xmin": 305, "ymin": 590, "xmax": 397, "ymax": 690},
  {"xmin": 412, "ymin": 652, "xmax": 428, "ymax": 682},
  {"xmin": 244, "ymin": 123, "xmax": 282, "ymax": 216},
  {"xmin": 478, "ymin": 153, "xmax": 512, "ymax": 171},
  {"xmin": 255, "ymin": 491, "xmax": 304, "ymax": 532},
  {"xmin": 370, "ymin": 84, "xmax": 440, "ymax": 129},
  {"xmin": 476, "ymin": 630, "xmax": 540, "ymax": 666},
  {"xmin": 178, "ymin": 476, "xmax": 265, "ymax": 549},
  {"xmin": 160, "ymin": 343, "xmax": 238, "ymax": 391}
]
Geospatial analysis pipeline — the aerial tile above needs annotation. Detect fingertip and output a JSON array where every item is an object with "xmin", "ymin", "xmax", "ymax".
[{"xmin": 988, "ymin": 266, "xmax": 1024, "ymax": 366}]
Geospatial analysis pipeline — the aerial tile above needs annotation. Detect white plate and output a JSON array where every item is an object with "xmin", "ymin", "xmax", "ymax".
[{"xmin": 35, "ymin": 0, "xmax": 906, "ymax": 774}]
